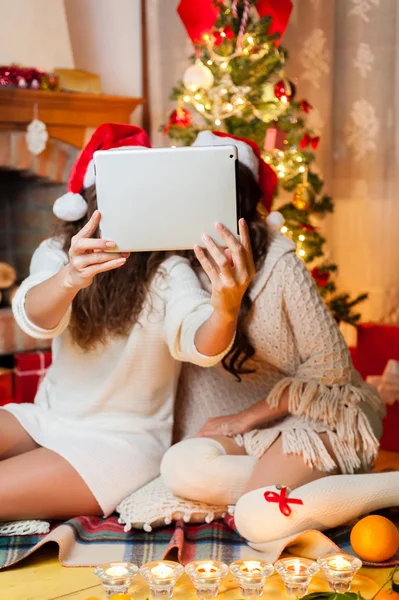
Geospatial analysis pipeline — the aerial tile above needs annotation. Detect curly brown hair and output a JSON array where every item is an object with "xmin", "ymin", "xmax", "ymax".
[{"xmin": 55, "ymin": 162, "xmax": 268, "ymax": 377}]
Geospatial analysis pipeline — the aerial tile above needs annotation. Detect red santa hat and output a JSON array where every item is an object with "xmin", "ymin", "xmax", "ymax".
[
  {"xmin": 53, "ymin": 123, "xmax": 151, "ymax": 222},
  {"xmin": 192, "ymin": 130, "xmax": 284, "ymax": 228}
]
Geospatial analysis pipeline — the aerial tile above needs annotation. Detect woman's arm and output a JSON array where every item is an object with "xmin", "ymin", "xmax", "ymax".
[
  {"xmin": 196, "ymin": 389, "xmax": 290, "ymax": 437},
  {"xmin": 193, "ymin": 219, "xmax": 254, "ymax": 356},
  {"xmin": 19, "ymin": 211, "xmax": 127, "ymax": 333}
]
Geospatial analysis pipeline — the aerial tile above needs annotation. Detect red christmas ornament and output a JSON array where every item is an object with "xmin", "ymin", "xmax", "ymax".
[
  {"xmin": 274, "ymin": 79, "xmax": 296, "ymax": 101},
  {"xmin": 163, "ymin": 107, "xmax": 192, "ymax": 135},
  {"xmin": 300, "ymin": 132, "xmax": 320, "ymax": 150},
  {"xmin": 311, "ymin": 267, "xmax": 330, "ymax": 287},
  {"xmin": 177, "ymin": 0, "xmax": 221, "ymax": 45},
  {"xmin": 299, "ymin": 99, "xmax": 313, "ymax": 113},
  {"xmin": 301, "ymin": 223, "xmax": 316, "ymax": 232},
  {"xmin": 213, "ymin": 25, "xmax": 234, "ymax": 46},
  {"xmin": 255, "ymin": 0, "xmax": 293, "ymax": 45}
]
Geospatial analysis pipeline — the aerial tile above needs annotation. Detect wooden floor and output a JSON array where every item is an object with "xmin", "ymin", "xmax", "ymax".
[{"xmin": 1, "ymin": 450, "xmax": 398, "ymax": 600}]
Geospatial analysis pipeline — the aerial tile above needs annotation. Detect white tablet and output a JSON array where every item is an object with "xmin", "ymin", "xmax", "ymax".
[{"xmin": 93, "ymin": 145, "xmax": 239, "ymax": 252}]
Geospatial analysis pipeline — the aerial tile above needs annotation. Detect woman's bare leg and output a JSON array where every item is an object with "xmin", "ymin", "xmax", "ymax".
[
  {"xmin": 0, "ymin": 447, "xmax": 101, "ymax": 520},
  {"xmin": 244, "ymin": 433, "xmax": 339, "ymax": 493},
  {"xmin": 0, "ymin": 410, "xmax": 39, "ymax": 459}
]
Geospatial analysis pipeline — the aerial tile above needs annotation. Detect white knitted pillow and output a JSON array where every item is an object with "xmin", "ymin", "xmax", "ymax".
[{"xmin": 117, "ymin": 476, "xmax": 228, "ymax": 532}]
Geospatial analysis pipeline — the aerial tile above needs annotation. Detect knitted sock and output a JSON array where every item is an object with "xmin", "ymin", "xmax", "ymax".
[
  {"xmin": 161, "ymin": 438, "xmax": 257, "ymax": 505},
  {"xmin": 234, "ymin": 472, "xmax": 399, "ymax": 546}
]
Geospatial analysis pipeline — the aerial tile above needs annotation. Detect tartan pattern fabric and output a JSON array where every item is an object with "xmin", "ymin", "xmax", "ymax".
[{"xmin": 1, "ymin": 511, "xmax": 398, "ymax": 570}]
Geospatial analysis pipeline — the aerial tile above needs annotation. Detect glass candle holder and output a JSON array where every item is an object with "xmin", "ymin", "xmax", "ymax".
[
  {"xmin": 230, "ymin": 559, "xmax": 274, "ymax": 598},
  {"xmin": 274, "ymin": 558, "xmax": 319, "ymax": 597},
  {"xmin": 140, "ymin": 560, "xmax": 184, "ymax": 599},
  {"xmin": 317, "ymin": 554, "xmax": 362, "ymax": 592},
  {"xmin": 93, "ymin": 562, "xmax": 138, "ymax": 598},
  {"xmin": 185, "ymin": 560, "xmax": 229, "ymax": 599}
]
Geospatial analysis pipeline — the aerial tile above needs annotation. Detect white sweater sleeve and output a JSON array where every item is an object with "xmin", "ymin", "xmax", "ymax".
[
  {"xmin": 12, "ymin": 238, "xmax": 71, "ymax": 340},
  {"xmin": 158, "ymin": 256, "xmax": 234, "ymax": 367}
]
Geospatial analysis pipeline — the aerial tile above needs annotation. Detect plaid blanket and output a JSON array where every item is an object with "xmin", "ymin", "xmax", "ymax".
[{"xmin": 1, "ymin": 510, "xmax": 398, "ymax": 570}]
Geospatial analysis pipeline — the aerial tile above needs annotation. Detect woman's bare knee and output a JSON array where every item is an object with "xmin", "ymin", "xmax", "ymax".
[{"xmin": 0, "ymin": 410, "xmax": 39, "ymax": 460}]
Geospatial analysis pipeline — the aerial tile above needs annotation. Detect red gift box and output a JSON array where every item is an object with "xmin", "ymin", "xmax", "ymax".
[
  {"xmin": 356, "ymin": 324, "xmax": 399, "ymax": 453},
  {"xmin": 0, "ymin": 368, "xmax": 13, "ymax": 406},
  {"xmin": 14, "ymin": 350, "xmax": 52, "ymax": 404}
]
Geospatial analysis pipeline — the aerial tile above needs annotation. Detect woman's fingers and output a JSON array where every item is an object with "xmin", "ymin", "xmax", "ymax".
[
  {"xmin": 74, "ymin": 252, "xmax": 126, "ymax": 270},
  {"xmin": 238, "ymin": 219, "xmax": 255, "ymax": 276},
  {"xmin": 215, "ymin": 222, "xmax": 247, "ymax": 275},
  {"xmin": 73, "ymin": 238, "xmax": 116, "ymax": 254},
  {"xmin": 84, "ymin": 257, "xmax": 127, "ymax": 278},
  {"xmin": 194, "ymin": 246, "xmax": 220, "ymax": 288},
  {"xmin": 75, "ymin": 210, "xmax": 101, "ymax": 240},
  {"xmin": 202, "ymin": 234, "xmax": 235, "ymax": 284}
]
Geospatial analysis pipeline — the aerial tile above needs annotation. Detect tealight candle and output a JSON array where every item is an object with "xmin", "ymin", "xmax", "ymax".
[
  {"xmin": 230, "ymin": 559, "xmax": 274, "ymax": 598},
  {"xmin": 317, "ymin": 553, "xmax": 362, "ymax": 592},
  {"xmin": 274, "ymin": 558, "xmax": 319, "ymax": 597},
  {"xmin": 140, "ymin": 560, "xmax": 184, "ymax": 599},
  {"xmin": 93, "ymin": 562, "xmax": 138, "ymax": 598},
  {"xmin": 186, "ymin": 560, "xmax": 229, "ymax": 599}
]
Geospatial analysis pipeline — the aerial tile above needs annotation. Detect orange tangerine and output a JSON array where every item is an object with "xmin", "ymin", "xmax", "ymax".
[{"xmin": 350, "ymin": 515, "xmax": 399, "ymax": 562}]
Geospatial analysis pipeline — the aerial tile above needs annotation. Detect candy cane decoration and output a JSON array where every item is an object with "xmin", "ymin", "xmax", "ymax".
[{"xmin": 232, "ymin": 0, "xmax": 251, "ymax": 53}]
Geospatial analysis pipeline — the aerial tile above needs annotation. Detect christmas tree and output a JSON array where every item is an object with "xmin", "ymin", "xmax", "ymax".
[{"xmin": 165, "ymin": 0, "xmax": 367, "ymax": 325}]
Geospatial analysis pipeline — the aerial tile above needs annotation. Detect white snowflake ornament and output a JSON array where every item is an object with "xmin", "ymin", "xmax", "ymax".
[
  {"xmin": 299, "ymin": 29, "xmax": 330, "ymax": 89},
  {"xmin": 26, "ymin": 119, "xmax": 49, "ymax": 156}
]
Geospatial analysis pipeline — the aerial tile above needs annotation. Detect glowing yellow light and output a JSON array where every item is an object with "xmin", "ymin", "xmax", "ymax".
[
  {"xmin": 183, "ymin": 95, "xmax": 190, "ymax": 102},
  {"xmin": 207, "ymin": 60, "xmax": 213, "ymax": 66},
  {"xmin": 247, "ymin": 36, "xmax": 254, "ymax": 44},
  {"xmin": 203, "ymin": 34, "xmax": 209, "ymax": 41},
  {"xmin": 197, "ymin": 104, "xmax": 205, "ymax": 112},
  {"xmin": 298, "ymin": 249, "xmax": 306, "ymax": 257},
  {"xmin": 264, "ymin": 155, "xmax": 271, "ymax": 163},
  {"xmin": 235, "ymin": 97, "xmax": 244, "ymax": 105},
  {"xmin": 299, "ymin": 235, "xmax": 305, "ymax": 241},
  {"xmin": 171, "ymin": 145, "xmax": 176, "ymax": 148},
  {"xmin": 299, "ymin": 166, "xmax": 306, "ymax": 173},
  {"xmin": 278, "ymin": 151, "xmax": 284, "ymax": 157},
  {"xmin": 243, "ymin": 49, "xmax": 249, "ymax": 54},
  {"xmin": 278, "ymin": 172, "xmax": 285, "ymax": 178},
  {"xmin": 225, "ymin": 8, "xmax": 231, "ymax": 14},
  {"xmin": 194, "ymin": 93, "xmax": 201, "ymax": 100},
  {"xmin": 281, "ymin": 226, "xmax": 288, "ymax": 233},
  {"xmin": 215, "ymin": 118, "xmax": 221, "ymax": 126},
  {"xmin": 296, "ymin": 156, "xmax": 303, "ymax": 162},
  {"xmin": 281, "ymin": 96, "xmax": 288, "ymax": 103},
  {"xmin": 225, "ymin": 102, "xmax": 233, "ymax": 111},
  {"xmin": 276, "ymin": 165, "xmax": 284, "ymax": 171},
  {"xmin": 221, "ymin": 31, "xmax": 226, "ymax": 38},
  {"xmin": 221, "ymin": 62, "xmax": 228, "ymax": 69},
  {"xmin": 221, "ymin": 88, "xmax": 228, "ymax": 95}
]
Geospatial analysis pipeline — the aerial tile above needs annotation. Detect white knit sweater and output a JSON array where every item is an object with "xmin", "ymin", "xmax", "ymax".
[{"xmin": 175, "ymin": 230, "xmax": 385, "ymax": 474}]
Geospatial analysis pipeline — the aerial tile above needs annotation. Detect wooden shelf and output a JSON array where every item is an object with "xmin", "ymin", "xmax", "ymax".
[{"xmin": 0, "ymin": 88, "xmax": 143, "ymax": 148}]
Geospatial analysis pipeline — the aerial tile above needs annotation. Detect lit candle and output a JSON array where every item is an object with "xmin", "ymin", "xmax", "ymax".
[
  {"xmin": 241, "ymin": 561, "xmax": 262, "ymax": 574},
  {"xmin": 105, "ymin": 565, "xmax": 129, "ymax": 577},
  {"xmin": 317, "ymin": 554, "xmax": 362, "ymax": 593},
  {"xmin": 186, "ymin": 560, "xmax": 229, "ymax": 599},
  {"xmin": 151, "ymin": 564, "xmax": 174, "ymax": 579},
  {"xmin": 275, "ymin": 558, "xmax": 319, "ymax": 598},
  {"xmin": 196, "ymin": 562, "xmax": 218, "ymax": 575},
  {"xmin": 328, "ymin": 556, "xmax": 352, "ymax": 570},
  {"xmin": 230, "ymin": 559, "xmax": 274, "ymax": 599}
]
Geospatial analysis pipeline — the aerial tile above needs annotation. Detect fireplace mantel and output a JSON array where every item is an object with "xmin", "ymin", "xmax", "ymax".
[{"xmin": 0, "ymin": 88, "xmax": 143, "ymax": 149}]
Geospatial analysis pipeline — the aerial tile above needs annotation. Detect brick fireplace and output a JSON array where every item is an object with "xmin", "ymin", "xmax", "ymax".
[{"xmin": 0, "ymin": 87, "xmax": 142, "ymax": 356}]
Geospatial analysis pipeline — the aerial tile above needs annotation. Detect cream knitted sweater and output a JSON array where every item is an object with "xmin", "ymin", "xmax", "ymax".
[{"xmin": 175, "ymin": 230, "xmax": 385, "ymax": 474}]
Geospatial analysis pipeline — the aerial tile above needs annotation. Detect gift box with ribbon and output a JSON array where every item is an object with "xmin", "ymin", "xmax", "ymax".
[{"xmin": 14, "ymin": 350, "xmax": 52, "ymax": 404}]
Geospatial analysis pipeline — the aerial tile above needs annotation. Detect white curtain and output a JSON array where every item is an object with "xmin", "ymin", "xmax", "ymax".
[{"xmin": 146, "ymin": 0, "xmax": 399, "ymax": 323}]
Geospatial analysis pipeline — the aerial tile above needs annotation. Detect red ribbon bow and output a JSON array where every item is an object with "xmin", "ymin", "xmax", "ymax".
[
  {"xmin": 264, "ymin": 487, "xmax": 304, "ymax": 517},
  {"xmin": 300, "ymin": 133, "xmax": 320, "ymax": 150},
  {"xmin": 299, "ymin": 99, "xmax": 313, "ymax": 113},
  {"xmin": 213, "ymin": 26, "xmax": 234, "ymax": 46}
]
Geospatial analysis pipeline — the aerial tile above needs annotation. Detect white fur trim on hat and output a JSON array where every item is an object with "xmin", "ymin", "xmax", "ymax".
[
  {"xmin": 53, "ymin": 192, "xmax": 88, "ymax": 222},
  {"xmin": 266, "ymin": 211, "xmax": 285, "ymax": 229},
  {"xmin": 193, "ymin": 131, "xmax": 259, "ymax": 179},
  {"xmin": 83, "ymin": 159, "xmax": 96, "ymax": 189}
]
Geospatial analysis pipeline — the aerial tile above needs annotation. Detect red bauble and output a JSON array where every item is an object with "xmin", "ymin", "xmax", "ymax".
[
  {"xmin": 274, "ymin": 79, "xmax": 296, "ymax": 101},
  {"xmin": 301, "ymin": 223, "xmax": 316, "ymax": 232},
  {"xmin": 255, "ymin": 0, "xmax": 293, "ymax": 45},
  {"xmin": 163, "ymin": 107, "xmax": 192, "ymax": 134},
  {"xmin": 311, "ymin": 267, "xmax": 330, "ymax": 287},
  {"xmin": 177, "ymin": 0, "xmax": 221, "ymax": 45}
]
